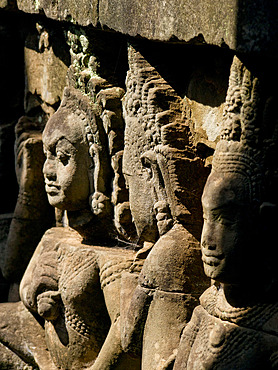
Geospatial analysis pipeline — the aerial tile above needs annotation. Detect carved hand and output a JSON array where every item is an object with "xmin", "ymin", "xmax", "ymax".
[
  {"xmin": 15, "ymin": 117, "xmax": 45, "ymax": 195},
  {"xmin": 23, "ymin": 251, "xmax": 59, "ymax": 312},
  {"xmin": 37, "ymin": 290, "xmax": 61, "ymax": 321}
]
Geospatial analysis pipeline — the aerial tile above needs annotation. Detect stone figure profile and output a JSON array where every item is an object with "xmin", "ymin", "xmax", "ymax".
[
  {"xmin": 173, "ymin": 56, "xmax": 278, "ymax": 369},
  {"xmin": 120, "ymin": 44, "xmax": 210, "ymax": 369},
  {"xmin": 1, "ymin": 116, "xmax": 54, "ymax": 300},
  {"xmin": 0, "ymin": 84, "xmax": 141, "ymax": 369}
]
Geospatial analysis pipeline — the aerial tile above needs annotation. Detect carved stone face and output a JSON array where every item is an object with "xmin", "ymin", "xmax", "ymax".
[
  {"xmin": 123, "ymin": 172, "xmax": 158, "ymax": 244},
  {"xmin": 201, "ymin": 171, "xmax": 252, "ymax": 284},
  {"xmin": 42, "ymin": 108, "xmax": 91, "ymax": 212},
  {"xmin": 122, "ymin": 142, "xmax": 158, "ymax": 244}
]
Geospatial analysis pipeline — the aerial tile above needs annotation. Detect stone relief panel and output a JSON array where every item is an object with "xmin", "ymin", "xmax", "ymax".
[
  {"xmin": 0, "ymin": 8, "xmax": 276, "ymax": 370},
  {"xmin": 24, "ymin": 21, "xmax": 70, "ymax": 116},
  {"xmin": 1, "ymin": 117, "xmax": 54, "ymax": 301},
  {"xmin": 174, "ymin": 55, "xmax": 278, "ymax": 369},
  {"xmin": 0, "ymin": 19, "xmax": 70, "ymax": 301},
  {"xmin": 120, "ymin": 43, "xmax": 210, "ymax": 369},
  {"xmin": 18, "ymin": 87, "xmax": 141, "ymax": 369},
  {"xmin": 0, "ymin": 27, "xmax": 142, "ymax": 369}
]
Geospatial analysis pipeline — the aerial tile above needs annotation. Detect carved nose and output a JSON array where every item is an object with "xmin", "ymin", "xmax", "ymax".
[
  {"xmin": 201, "ymin": 220, "xmax": 217, "ymax": 250},
  {"xmin": 43, "ymin": 159, "xmax": 57, "ymax": 180},
  {"xmin": 202, "ymin": 240, "xmax": 217, "ymax": 250}
]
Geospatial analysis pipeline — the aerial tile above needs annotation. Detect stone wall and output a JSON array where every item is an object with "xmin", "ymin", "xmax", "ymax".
[{"xmin": 0, "ymin": 2, "xmax": 277, "ymax": 369}]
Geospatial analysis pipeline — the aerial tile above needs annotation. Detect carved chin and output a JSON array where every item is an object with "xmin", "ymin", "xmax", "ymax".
[
  {"xmin": 203, "ymin": 261, "xmax": 226, "ymax": 281},
  {"xmin": 47, "ymin": 193, "xmax": 89, "ymax": 212},
  {"xmin": 203, "ymin": 260, "xmax": 241, "ymax": 284},
  {"xmin": 47, "ymin": 193, "xmax": 66, "ymax": 210}
]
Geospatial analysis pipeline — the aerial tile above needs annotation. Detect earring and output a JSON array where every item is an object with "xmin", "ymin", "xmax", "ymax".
[
  {"xmin": 154, "ymin": 200, "xmax": 173, "ymax": 236},
  {"xmin": 89, "ymin": 191, "xmax": 111, "ymax": 217}
]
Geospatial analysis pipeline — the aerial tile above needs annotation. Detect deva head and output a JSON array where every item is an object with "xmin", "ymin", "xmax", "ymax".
[{"xmin": 42, "ymin": 87, "xmax": 111, "ymax": 222}]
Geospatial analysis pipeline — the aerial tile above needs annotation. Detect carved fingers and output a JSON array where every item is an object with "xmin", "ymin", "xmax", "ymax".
[
  {"xmin": 24, "ymin": 251, "xmax": 59, "ymax": 312},
  {"xmin": 15, "ymin": 117, "xmax": 45, "ymax": 191},
  {"xmin": 37, "ymin": 290, "xmax": 61, "ymax": 321},
  {"xmin": 154, "ymin": 201, "xmax": 173, "ymax": 236},
  {"xmin": 89, "ymin": 191, "xmax": 111, "ymax": 217}
]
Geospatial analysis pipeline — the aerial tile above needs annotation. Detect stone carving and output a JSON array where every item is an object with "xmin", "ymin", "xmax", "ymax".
[
  {"xmin": 0, "ymin": 84, "xmax": 142, "ymax": 369},
  {"xmin": 174, "ymin": 56, "xmax": 278, "ymax": 369},
  {"xmin": 121, "ymin": 44, "xmax": 210, "ymax": 369},
  {"xmin": 24, "ymin": 21, "xmax": 69, "ymax": 116},
  {"xmin": 0, "ymin": 3, "xmax": 277, "ymax": 369},
  {"xmin": 1, "ymin": 116, "xmax": 54, "ymax": 300},
  {"xmin": 1, "ymin": 20, "xmax": 70, "ymax": 300}
]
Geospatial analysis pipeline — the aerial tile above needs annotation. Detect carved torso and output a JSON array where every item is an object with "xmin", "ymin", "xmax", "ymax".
[
  {"xmin": 123, "ymin": 224, "xmax": 209, "ymax": 369},
  {"xmin": 21, "ymin": 227, "xmax": 142, "ymax": 369},
  {"xmin": 45, "ymin": 238, "xmax": 109, "ymax": 368},
  {"xmin": 174, "ymin": 285, "xmax": 278, "ymax": 369},
  {"xmin": 139, "ymin": 223, "xmax": 207, "ymax": 294}
]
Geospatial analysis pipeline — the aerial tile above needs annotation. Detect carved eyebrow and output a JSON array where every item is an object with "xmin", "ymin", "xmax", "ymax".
[
  {"xmin": 56, "ymin": 137, "xmax": 77, "ymax": 151},
  {"xmin": 43, "ymin": 134, "xmax": 63, "ymax": 151},
  {"xmin": 209, "ymin": 204, "xmax": 233, "ymax": 212},
  {"xmin": 43, "ymin": 142, "xmax": 54, "ymax": 153},
  {"xmin": 43, "ymin": 137, "xmax": 76, "ymax": 154},
  {"xmin": 203, "ymin": 202, "xmax": 245, "ymax": 215}
]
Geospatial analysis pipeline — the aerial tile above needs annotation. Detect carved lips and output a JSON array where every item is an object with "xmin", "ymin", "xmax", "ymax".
[
  {"xmin": 201, "ymin": 249, "xmax": 224, "ymax": 267},
  {"xmin": 45, "ymin": 181, "xmax": 61, "ymax": 196}
]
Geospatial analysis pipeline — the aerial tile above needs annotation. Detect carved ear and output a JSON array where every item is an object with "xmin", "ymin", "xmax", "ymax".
[
  {"xmin": 140, "ymin": 150, "xmax": 168, "ymax": 203},
  {"xmin": 140, "ymin": 150, "xmax": 157, "ymax": 182},
  {"xmin": 141, "ymin": 150, "xmax": 173, "ymax": 236},
  {"xmin": 89, "ymin": 191, "xmax": 111, "ymax": 218}
]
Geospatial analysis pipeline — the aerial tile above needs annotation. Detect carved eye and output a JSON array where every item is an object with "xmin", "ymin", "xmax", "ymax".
[
  {"xmin": 57, "ymin": 151, "xmax": 70, "ymax": 166},
  {"xmin": 141, "ymin": 156, "xmax": 153, "ymax": 179},
  {"xmin": 219, "ymin": 217, "xmax": 235, "ymax": 227}
]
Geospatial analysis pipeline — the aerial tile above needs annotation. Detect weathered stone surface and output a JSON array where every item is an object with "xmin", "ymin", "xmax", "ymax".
[
  {"xmin": 101, "ymin": 0, "xmax": 278, "ymax": 55},
  {"xmin": 17, "ymin": 0, "xmax": 98, "ymax": 26},
  {"xmin": 24, "ymin": 23, "xmax": 69, "ymax": 115},
  {"xmin": 0, "ymin": 301, "xmax": 56, "ymax": 369},
  {"xmin": 0, "ymin": 0, "xmax": 8, "ymax": 7},
  {"xmin": 121, "ymin": 44, "xmax": 209, "ymax": 369},
  {"xmin": 174, "ymin": 56, "xmax": 278, "ymax": 369},
  {"xmin": 0, "ymin": 0, "xmax": 16, "ymax": 9},
  {"xmin": 1, "ymin": 117, "xmax": 54, "ymax": 285},
  {"xmin": 0, "ymin": 5, "xmax": 277, "ymax": 369},
  {"xmin": 174, "ymin": 286, "xmax": 278, "ymax": 369},
  {"xmin": 24, "ymin": 46, "xmax": 67, "ymax": 110},
  {"xmin": 20, "ymin": 227, "xmax": 142, "ymax": 369},
  {"xmin": 1, "ymin": 83, "xmax": 141, "ymax": 368},
  {"xmin": 15, "ymin": 0, "xmax": 278, "ymax": 54},
  {"xmin": 99, "ymin": 0, "xmax": 237, "ymax": 46}
]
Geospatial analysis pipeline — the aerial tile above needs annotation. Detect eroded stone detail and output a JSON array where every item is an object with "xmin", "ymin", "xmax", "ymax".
[
  {"xmin": 174, "ymin": 56, "xmax": 278, "ymax": 369},
  {"xmin": 121, "ymin": 44, "xmax": 210, "ymax": 369},
  {"xmin": 24, "ymin": 21, "xmax": 69, "ymax": 116},
  {"xmin": 0, "ymin": 8, "xmax": 276, "ymax": 369},
  {"xmin": 15, "ymin": 86, "xmax": 142, "ymax": 369},
  {"xmin": 1, "ymin": 117, "xmax": 54, "ymax": 295}
]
